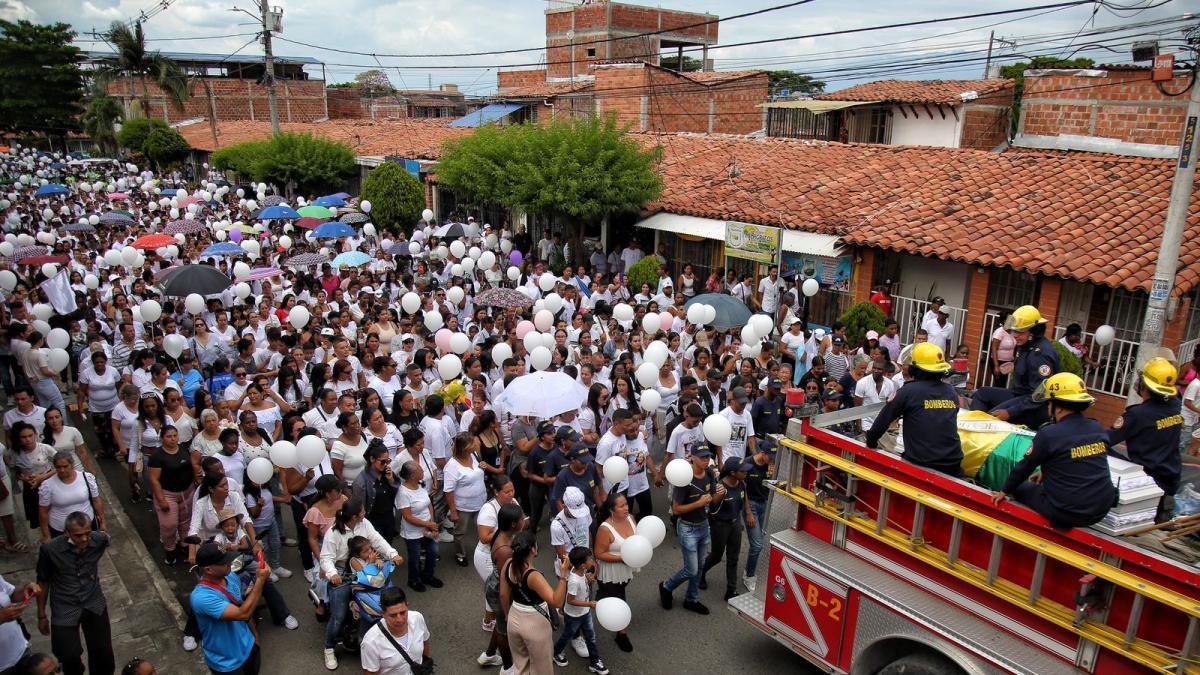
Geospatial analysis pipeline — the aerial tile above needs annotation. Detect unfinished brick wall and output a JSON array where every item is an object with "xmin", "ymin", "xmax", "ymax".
[
  {"xmin": 594, "ymin": 66, "xmax": 649, "ymax": 131},
  {"xmin": 592, "ymin": 65, "xmax": 766, "ymax": 134},
  {"xmin": 107, "ymin": 77, "xmax": 327, "ymax": 123},
  {"xmin": 1021, "ymin": 69, "xmax": 1190, "ymax": 146},
  {"xmin": 708, "ymin": 73, "xmax": 768, "ymax": 134},
  {"xmin": 498, "ymin": 69, "xmax": 549, "ymax": 92},
  {"xmin": 545, "ymin": 2, "xmax": 717, "ymax": 79},
  {"xmin": 327, "ymin": 88, "xmax": 363, "ymax": 118}
]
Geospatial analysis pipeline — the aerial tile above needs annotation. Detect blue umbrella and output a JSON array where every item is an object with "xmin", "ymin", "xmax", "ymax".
[
  {"xmin": 313, "ymin": 196, "xmax": 346, "ymax": 208},
  {"xmin": 257, "ymin": 205, "xmax": 301, "ymax": 220},
  {"xmin": 331, "ymin": 251, "xmax": 371, "ymax": 268},
  {"xmin": 312, "ymin": 221, "xmax": 356, "ymax": 239},
  {"xmin": 683, "ymin": 293, "xmax": 753, "ymax": 331},
  {"xmin": 202, "ymin": 242, "xmax": 247, "ymax": 257},
  {"xmin": 34, "ymin": 184, "xmax": 70, "ymax": 197},
  {"xmin": 330, "ymin": 192, "xmax": 352, "ymax": 200}
]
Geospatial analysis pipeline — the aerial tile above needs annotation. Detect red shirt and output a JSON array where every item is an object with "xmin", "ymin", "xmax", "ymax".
[{"xmin": 869, "ymin": 291, "xmax": 892, "ymax": 316}]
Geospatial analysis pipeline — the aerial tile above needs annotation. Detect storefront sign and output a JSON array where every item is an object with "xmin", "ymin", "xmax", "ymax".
[
  {"xmin": 725, "ymin": 221, "xmax": 781, "ymax": 265},
  {"xmin": 782, "ymin": 252, "xmax": 853, "ymax": 292}
]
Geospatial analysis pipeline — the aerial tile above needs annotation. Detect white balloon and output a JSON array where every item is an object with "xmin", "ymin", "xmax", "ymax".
[
  {"xmin": 233, "ymin": 262, "xmax": 251, "ymax": 280},
  {"xmin": 638, "ymin": 388, "xmax": 660, "ymax": 412},
  {"xmin": 500, "ymin": 239, "xmax": 512, "ymax": 254},
  {"xmin": 41, "ymin": 208, "xmax": 53, "ymax": 221},
  {"xmin": 133, "ymin": 253, "xmax": 146, "ymax": 269},
  {"xmin": 635, "ymin": 362, "xmax": 659, "ymax": 388},
  {"xmin": 0, "ymin": 242, "xmax": 11, "ymax": 257},
  {"xmin": 279, "ymin": 235, "xmax": 293, "ymax": 251},
  {"xmin": 751, "ymin": 314, "xmax": 774, "ymax": 339},
  {"xmin": 39, "ymin": 263, "xmax": 57, "ymax": 278},
  {"xmin": 437, "ymin": 354, "xmax": 462, "ymax": 381},
  {"xmin": 460, "ymin": 258, "xmax": 475, "ymax": 274},
  {"xmin": 32, "ymin": 320, "xmax": 50, "ymax": 335},
  {"xmin": 479, "ymin": 251, "xmax": 496, "ymax": 270},
  {"xmin": 467, "ymin": 246, "xmax": 481, "ymax": 260},
  {"xmin": 184, "ymin": 293, "xmax": 205, "ymax": 315},
  {"xmin": 363, "ymin": 223, "xmax": 377, "ymax": 237},
  {"xmin": 492, "ymin": 342, "xmax": 513, "ymax": 364},
  {"xmin": 408, "ymin": 242, "xmax": 422, "ymax": 256},
  {"xmin": 603, "ymin": 456, "xmax": 629, "ymax": 486},
  {"xmin": 132, "ymin": 307, "xmax": 143, "ymax": 323},
  {"xmin": 47, "ymin": 348, "xmax": 70, "ymax": 372},
  {"xmin": 169, "ymin": 208, "xmax": 179, "ymax": 220},
  {"xmin": 802, "ymin": 277, "xmax": 820, "ymax": 297},
  {"xmin": 620, "ymin": 534, "xmax": 653, "ymax": 568},
  {"xmin": 0, "ymin": 270, "xmax": 16, "ymax": 291},
  {"xmin": 163, "ymin": 334, "xmax": 187, "ymax": 359},
  {"xmin": 641, "ymin": 313, "xmax": 661, "ymax": 334},
  {"xmin": 236, "ymin": 188, "xmax": 245, "ymax": 198},
  {"xmin": 533, "ymin": 309, "xmax": 554, "ymax": 332},
  {"xmin": 449, "ymin": 263, "xmax": 464, "ymax": 278},
  {"xmin": 545, "ymin": 293, "xmax": 566, "ymax": 314},
  {"xmin": 296, "ymin": 435, "xmax": 326, "ymax": 467},
  {"xmin": 46, "ymin": 328, "xmax": 69, "ymax": 350},
  {"xmin": 613, "ymin": 303, "xmax": 634, "ymax": 322},
  {"xmin": 740, "ymin": 342, "xmax": 762, "ymax": 358},
  {"xmin": 506, "ymin": 266, "xmax": 520, "ymax": 281},
  {"xmin": 246, "ymin": 457, "xmax": 274, "ymax": 485},
  {"xmin": 538, "ymin": 273, "xmax": 556, "ymax": 292},
  {"xmin": 120, "ymin": 247, "xmax": 138, "ymax": 266},
  {"xmin": 740, "ymin": 324, "xmax": 759, "ymax": 345},
  {"xmin": 644, "ymin": 340, "xmax": 669, "ymax": 368},
  {"xmin": 686, "ymin": 303, "xmax": 706, "ymax": 325},
  {"xmin": 270, "ymin": 440, "xmax": 298, "ymax": 469},
  {"xmin": 401, "ymin": 292, "xmax": 421, "ymax": 315},
  {"xmin": 449, "ymin": 332, "xmax": 471, "ymax": 355},
  {"xmin": 446, "ymin": 286, "xmax": 465, "ymax": 305},
  {"xmin": 449, "ymin": 240, "xmax": 466, "ymax": 259},
  {"xmin": 31, "ymin": 303, "xmax": 53, "ymax": 321},
  {"xmin": 665, "ymin": 458, "xmax": 694, "ymax": 487},
  {"xmin": 529, "ymin": 345, "xmax": 552, "ymax": 371},
  {"xmin": 166, "ymin": 245, "xmax": 179, "ymax": 259},
  {"xmin": 214, "ymin": 230, "xmax": 227, "ymax": 241},
  {"xmin": 702, "ymin": 304, "xmax": 717, "ymax": 325},
  {"xmin": 235, "ymin": 282, "xmax": 252, "ymax": 299},
  {"xmin": 289, "ymin": 305, "xmax": 311, "ymax": 329},
  {"xmin": 90, "ymin": 214, "xmax": 101, "ymax": 226},
  {"xmin": 16, "ymin": 233, "xmax": 32, "ymax": 247},
  {"xmin": 84, "ymin": 274, "xmax": 99, "ymax": 289},
  {"xmin": 522, "ymin": 331, "xmax": 543, "ymax": 354},
  {"xmin": 595, "ymin": 598, "xmax": 631, "ymax": 633},
  {"xmin": 423, "ymin": 311, "xmax": 443, "ymax": 332},
  {"xmin": 360, "ymin": 200, "xmax": 371, "ymax": 213},
  {"xmin": 636, "ymin": 515, "xmax": 667, "ymax": 548},
  {"xmin": 1094, "ymin": 325, "xmax": 1116, "ymax": 347},
  {"xmin": 139, "ymin": 300, "xmax": 162, "ymax": 322},
  {"xmin": 703, "ymin": 414, "xmax": 733, "ymax": 447},
  {"xmin": 435, "ymin": 245, "xmax": 448, "ymax": 260},
  {"xmin": 422, "ymin": 208, "xmax": 434, "ymax": 222}
]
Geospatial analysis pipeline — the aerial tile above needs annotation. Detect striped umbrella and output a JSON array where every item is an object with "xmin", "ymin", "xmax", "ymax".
[
  {"xmin": 64, "ymin": 222, "xmax": 95, "ymax": 233},
  {"xmin": 284, "ymin": 252, "xmax": 328, "ymax": 268},
  {"xmin": 244, "ymin": 266, "xmax": 283, "ymax": 281},
  {"xmin": 98, "ymin": 211, "xmax": 134, "ymax": 225},
  {"xmin": 164, "ymin": 219, "xmax": 205, "ymax": 235},
  {"xmin": 12, "ymin": 245, "xmax": 48, "ymax": 260},
  {"xmin": 261, "ymin": 195, "xmax": 286, "ymax": 207},
  {"xmin": 339, "ymin": 212, "xmax": 369, "ymax": 224}
]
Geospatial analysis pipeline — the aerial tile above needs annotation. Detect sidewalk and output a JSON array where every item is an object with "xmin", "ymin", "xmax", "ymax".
[{"xmin": 0, "ymin": 443, "xmax": 205, "ymax": 673}]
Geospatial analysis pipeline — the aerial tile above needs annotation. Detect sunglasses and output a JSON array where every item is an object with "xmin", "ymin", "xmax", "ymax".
[{"xmin": 234, "ymin": 372, "xmax": 247, "ymax": 377}]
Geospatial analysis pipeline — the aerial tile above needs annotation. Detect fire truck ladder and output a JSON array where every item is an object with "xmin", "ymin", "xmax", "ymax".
[{"xmin": 777, "ymin": 438, "xmax": 1200, "ymax": 674}]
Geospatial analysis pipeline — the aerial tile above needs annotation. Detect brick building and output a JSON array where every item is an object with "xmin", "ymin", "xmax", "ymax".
[
  {"xmin": 327, "ymin": 84, "xmax": 471, "ymax": 120},
  {"xmin": 1014, "ymin": 65, "xmax": 1193, "ymax": 156},
  {"xmin": 85, "ymin": 51, "xmax": 328, "ymax": 124},
  {"xmin": 762, "ymin": 79, "xmax": 1014, "ymax": 150}
]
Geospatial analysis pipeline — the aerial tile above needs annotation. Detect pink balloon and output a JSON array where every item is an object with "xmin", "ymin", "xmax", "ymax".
[
  {"xmin": 509, "ymin": 250, "xmax": 523, "ymax": 266},
  {"xmin": 659, "ymin": 312, "xmax": 673, "ymax": 330},
  {"xmin": 515, "ymin": 320, "xmax": 534, "ymax": 339},
  {"xmin": 435, "ymin": 328, "xmax": 452, "ymax": 353},
  {"xmin": 228, "ymin": 228, "xmax": 242, "ymax": 243}
]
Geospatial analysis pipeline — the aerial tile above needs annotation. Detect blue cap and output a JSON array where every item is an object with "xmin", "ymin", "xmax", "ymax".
[
  {"xmin": 690, "ymin": 444, "xmax": 714, "ymax": 459},
  {"xmin": 569, "ymin": 443, "xmax": 594, "ymax": 460},
  {"xmin": 723, "ymin": 455, "xmax": 754, "ymax": 473},
  {"xmin": 556, "ymin": 426, "xmax": 580, "ymax": 442}
]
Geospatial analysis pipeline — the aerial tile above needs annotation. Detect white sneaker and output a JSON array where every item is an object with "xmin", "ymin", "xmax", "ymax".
[
  {"xmin": 437, "ymin": 531, "xmax": 454, "ymax": 543},
  {"xmin": 744, "ymin": 575, "xmax": 757, "ymax": 592},
  {"xmin": 323, "ymin": 648, "xmax": 338, "ymax": 670},
  {"xmin": 270, "ymin": 572, "xmax": 279, "ymax": 583},
  {"xmin": 304, "ymin": 567, "xmax": 317, "ymax": 584},
  {"xmin": 275, "ymin": 566, "xmax": 293, "ymax": 579},
  {"xmin": 499, "ymin": 667, "xmax": 515, "ymax": 675},
  {"xmin": 477, "ymin": 651, "xmax": 503, "ymax": 667},
  {"xmin": 572, "ymin": 635, "xmax": 589, "ymax": 658},
  {"xmin": 284, "ymin": 615, "xmax": 299, "ymax": 630},
  {"xmin": 182, "ymin": 635, "xmax": 198, "ymax": 652}
]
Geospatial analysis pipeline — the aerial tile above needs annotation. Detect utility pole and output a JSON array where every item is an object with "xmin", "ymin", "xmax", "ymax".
[
  {"xmin": 984, "ymin": 31, "xmax": 994, "ymax": 78},
  {"xmin": 259, "ymin": 0, "xmax": 280, "ymax": 134},
  {"xmin": 1129, "ymin": 61, "xmax": 1200, "ymax": 403}
]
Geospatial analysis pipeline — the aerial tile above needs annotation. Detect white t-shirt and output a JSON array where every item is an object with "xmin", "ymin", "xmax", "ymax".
[
  {"xmin": 38, "ymin": 471, "xmax": 98, "ymax": 531},
  {"xmin": 395, "ymin": 484, "xmax": 433, "ymax": 540},
  {"xmin": 475, "ymin": 498, "xmax": 502, "ymax": 556},
  {"xmin": 331, "ymin": 436, "xmax": 371, "ymax": 482},
  {"xmin": 79, "ymin": 367, "xmax": 121, "ymax": 413},
  {"xmin": 779, "ymin": 331, "xmax": 807, "ymax": 362},
  {"xmin": 666, "ymin": 423, "xmax": 706, "ymax": 460},
  {"xmin": 360, "ymin": 610, "xmax": 429, "ymax": 675},
  {"xmin": 718, "ymin": 405, "xmax": 756, "ymax": 464},
  {"xmin": 443, "ymin": 456, "xmax": 487, "ymax": 512},
  {"xmin": 855, "ymin": 375, "xmax": 897, "ymax": 430},
  {"xmin": 1183, "ymin": 378, "xmax": 1200, "ymax": 427},
  {"xmin": 563, "ymin": 569, "xmax": 592, "ymax": 618},
  {"xmin": 594, "ymin": 431, "xmax": 629, "ymax": 493},
  {"xmin": 758, "ymin": 277, "xmax": 784, "ymax": 313},
  {"xmin": 0, "ymin": 575, "xmax": 28, "ymax": 670}
]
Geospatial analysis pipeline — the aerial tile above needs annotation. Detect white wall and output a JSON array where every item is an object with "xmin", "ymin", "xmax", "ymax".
[
  {"xmin": 888, "ymin": 104, "xmax": 963, "ymax": 148},
  {"xmin": 897, "ymin": 256, "xmax": 971, "ymax": 310}
]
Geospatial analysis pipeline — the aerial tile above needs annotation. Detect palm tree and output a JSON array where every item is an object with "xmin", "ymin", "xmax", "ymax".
[
  {"xmin": 92, "ymin": 21, "xmax": 190, "ymax": 119},
  {"xmin": 80, "ymin": 83, "xmax": 124, "ymax": 156}
]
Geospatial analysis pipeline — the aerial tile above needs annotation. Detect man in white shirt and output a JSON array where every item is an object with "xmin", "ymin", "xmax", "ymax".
[
  {"xmin": 757, "ymin": 265, "xmax": 785, "ymax": 318},
  {"xmin": 619, "ymin": 242, "xmax": 644, "ymax": 272},
  {"xmin": 925, "ymin": 309, "xmax": 954, "ymax": 353},
  {"xmin": 854, "ymin": 360, "xmax": 897, "ymax": 433},
  {"xmin": 537, "ymin": 233, "xmax": 556, "ymax": 262},
  {"xmin": 359, "ymin": 588, "xmax": 430, "ymax": 675},
  {"xmin": 920, "ymin": 296, "xmax": 946, "ymax": 334},
  {"xmin": 718, "ymin": 387, "xmax": 757, "ymax": 465},
  {"xmin": 595, "ymin": 410, "xmax": 633, "ymax": 493}
]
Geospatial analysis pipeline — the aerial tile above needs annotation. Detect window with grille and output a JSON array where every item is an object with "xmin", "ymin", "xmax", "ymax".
[
  {"xmin": 849, "ymin": 107, "xmax": 892, "ymax": 144},
  {"xmin": 986, "ymin": 268, "xmax": 1038, "ymax": 312},
  {"xmin": 1106, "ymin": 288, "xmax": 1146, "ymax": 342}
]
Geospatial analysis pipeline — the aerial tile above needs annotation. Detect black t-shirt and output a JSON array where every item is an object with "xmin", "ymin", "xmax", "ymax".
[
  {"xmin": 672, "ymin": 469, "xmax": 717, "ymax": 524},
  {"xmin": 711, "ymin": 479, "xmax": 745, "ymax": 522},
  {"xmin": 148, "ymin": 447, "xmax": 194, "ymax": 493},
  {"xmin": 391, "ymin": 408, "xmax": 422, "ymax": 437},
  {"xmin": 745, "ymin": 459, "xmax": 770, "ymax": 502}
]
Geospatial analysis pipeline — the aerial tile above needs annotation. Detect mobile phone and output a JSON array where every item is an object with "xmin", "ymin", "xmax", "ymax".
[{"xmin": 256, "ymin": 548, "xmax": 265, "ymax": 567}]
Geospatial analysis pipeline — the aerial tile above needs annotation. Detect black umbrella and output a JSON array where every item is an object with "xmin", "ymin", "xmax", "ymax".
[
  {"xmin": 683, "ymin": 293, "xmax": 753, "ymax": 331},
  {"xmin": 157, "ymin": 264, "xmax": 232, "ymax": 297}
]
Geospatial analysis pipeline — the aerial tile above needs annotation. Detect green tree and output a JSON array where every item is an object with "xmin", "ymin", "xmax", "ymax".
[
  {"xmin": 1000, "ymin": 56, "xmax": 1094, "ymax": 134},
  {"xmin": 659, "ymin": 55, "xmax": 703, "ymax": 72},
  {"xmin": 142, "ymin": 126, "xmax": 190, "ymax": 171},
  {"xmin": 91, "ymin": 21, "xmax": 190, "ymax": 119},
  {"xmin": 116, "ymin": 117, "xmax": 169, "ymax": 153},
  {"xmin": 626, "ymin": 255, "xmax": 661, "ymax": 294},
  {"xmin": 211, "ymin": 140, "xmax": 271, "ymax": 180},
  {"xmin": 254, "ymin": 132, "xmax": 356, "ymax": 196},
  {"xmin": 0, "ymin": 21, "xmax": 85, "ymax": 139},
  {"xmin": 81, "ymin": 84, "xmax": 124, "ymax": 156},
  {"xmin": 438, "ymin": 115, "xmax": 662, "ymax": 265},
  {"xmin": 767, "ymin": 70, "xmax": 825, "ymax": 96},
  {"xmin": 360, "ymin": 162, "xmax": 425, "ymax": 233},
  {"xmin": 838, "ymin": 301, "xmax": 887, "ymax": 350},
  {"xmin": 354, "ymin": 69, "xmax": 395, "ymax": 98}
]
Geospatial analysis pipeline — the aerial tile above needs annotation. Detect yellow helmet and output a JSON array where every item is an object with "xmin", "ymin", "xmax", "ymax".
[
  {"xmin": 1003, "ymin": 305, "xmax": 1048, "ymax": 333},
  {"xmin": 910, "ymin": 342, "xmax": 951, "ymax": 374},
  {"xmin": 1033, "ymin": 372, "xmax": 1094, "ymax": 404},
  {"xmin": 1141, "ymin": 357, "xmax": 1178, "ymax": 397}
]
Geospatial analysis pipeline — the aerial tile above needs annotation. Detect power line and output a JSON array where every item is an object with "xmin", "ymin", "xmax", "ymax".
[{"xmin": 74, "ymin": 32, "xmax": 262, "ymax": 44}]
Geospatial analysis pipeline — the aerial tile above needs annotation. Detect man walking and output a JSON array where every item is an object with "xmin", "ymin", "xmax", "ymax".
[
  {"xmin": 659, "ymin": 446, "xmax": 723, "ymax": 615},
  {"xmin": 190, "ymin": 541, "xmax": 270, "ymax": 674}
]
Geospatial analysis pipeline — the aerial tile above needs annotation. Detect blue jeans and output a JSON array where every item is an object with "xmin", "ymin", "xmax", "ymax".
[
  {"xmin": 257, "ymin": 522, "xmax": 282, "ymax": 570},
  {"xmin": 553, "ymin": 611, "xmax": 600, "ymax": 665},
  {"xmin": 323, "ymin": 574, "xmax": 352, "ymax": 649},
  {"xmin": 744, "ymin": 499, "xmax": 768, "ymax": 577},
  {"xmin": 33, "ymin": 377, "xmax": 67, "ymax": 418},
  {"xmin": 404, "ymin": 536, "xmax": 439, "ymax": 583},
  {"xmin": 663, "ymin": 520, "xmax": 710, "ymax": 602}
]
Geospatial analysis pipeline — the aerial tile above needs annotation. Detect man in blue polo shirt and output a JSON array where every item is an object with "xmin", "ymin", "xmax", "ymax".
[{"xmin": 190, "ymin": 541, "xmax": 271, "ymax": 674}]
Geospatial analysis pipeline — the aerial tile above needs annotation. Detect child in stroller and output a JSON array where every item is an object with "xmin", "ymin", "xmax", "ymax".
[{"xmin": 347, "ymin": 535, "xmax": 398, "ymax": 637}]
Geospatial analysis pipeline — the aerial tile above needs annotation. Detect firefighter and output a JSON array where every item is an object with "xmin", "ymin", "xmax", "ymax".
[
  {"xmin": 992, "ymin": 373, "xmax": 1117, "ymax": 530},
  {"xmin": 971, "ymin": 305, "xmax": 1060, "ymax": 428},
  {"xmin": 864, "ymin": 343, "xmax": 964, "ymax": 478},
  {"xmin": 1108, "ymin": 357, "xmax": 1183, "ymax": 521}
]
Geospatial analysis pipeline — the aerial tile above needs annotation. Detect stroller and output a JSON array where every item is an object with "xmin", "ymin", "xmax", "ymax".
[{"xmin": 346, "ymin": 558, "xmax": 399, "ymax": 644}]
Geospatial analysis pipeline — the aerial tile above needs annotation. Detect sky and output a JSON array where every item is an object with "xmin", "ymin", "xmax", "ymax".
[{"xmin": 7, "ymin": 0, "xmax": 1197, "ymax": 95}]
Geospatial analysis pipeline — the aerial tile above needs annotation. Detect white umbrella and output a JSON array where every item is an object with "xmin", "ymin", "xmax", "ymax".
[{"xmin": 496, "ymin": 372, "xmax": 589, "ymax": 419}]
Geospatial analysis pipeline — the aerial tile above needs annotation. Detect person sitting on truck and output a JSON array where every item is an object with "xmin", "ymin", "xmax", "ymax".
[
  {"xmin": 991, "ymin": 373, "xmax": 1117, "ymax": 530},
  {"xmin": 970, "ymin": 305, "xmax": 1060, "ymax": 428},
  {"xmin": 1108, "ymin": 357, "xmax": 1183, "ymax": 522},
  {"xmin": 864, "ymin": 343, "xmax": 964, "ymax": 478}
]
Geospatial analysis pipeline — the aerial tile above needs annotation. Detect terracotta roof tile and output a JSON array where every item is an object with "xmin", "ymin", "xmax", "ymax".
[
  {"xmin": 497, "ymin": 81, "xmax": 593, "ymax": 98},
  {"xmin": 179, "ymin": 118, "xmax": 470, "ymax": 159},
  {"xmin": 816, "ymin": 79, "xmax": 1013, "ymax": 105},
  {"xmin": 679, "ymin": 70, "xmax": 764, "ymax": 85},
  {"xmin": 640, "ymin": 132, "xmax": 1199, "ymax": 295}
]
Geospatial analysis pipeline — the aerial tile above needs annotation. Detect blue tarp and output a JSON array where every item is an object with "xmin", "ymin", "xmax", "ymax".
[{"xmin": 448, "ymin": 103, "xmax": 524, "ymax": 128}]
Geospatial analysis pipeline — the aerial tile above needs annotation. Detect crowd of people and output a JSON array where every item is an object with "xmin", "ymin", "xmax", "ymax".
[{"xmin": 0, "ymin": 145, "xmax": 1192, "ymax": 675}]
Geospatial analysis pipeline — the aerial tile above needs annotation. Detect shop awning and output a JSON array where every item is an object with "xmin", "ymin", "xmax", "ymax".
[
  {"xmin": 449, "ymin": 103, "xmax": 524, "ymax": 128},
  {"xmin": 756, "ymin": 100, "xmax": 877, "ymax": 114},
  {"xmin": 637, "ymin": 212, "xmax": 844, "ymax": 257}
]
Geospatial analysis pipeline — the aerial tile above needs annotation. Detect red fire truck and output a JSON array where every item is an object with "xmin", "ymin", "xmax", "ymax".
[{"xmin": 730, "ymin": 409, "xmax": 1200, "ymax": 674}]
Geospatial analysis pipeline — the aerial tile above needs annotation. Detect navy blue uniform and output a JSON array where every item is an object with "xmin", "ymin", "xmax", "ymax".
[
  {"xmin": 1002, "ymin": 412, "xmax": 1117, "ymax": 529},
  {"xmin": 865, "ymin": 377, "xmax": 964, "ymax": 477},
  {"xmin": 1107, "ymin": 397, "xmax": 1183, "ymax": 496},
  {"xmin": 973, "ymin": 335, "xmax": 1060, "ymax": 426}
]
